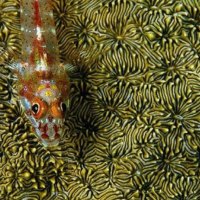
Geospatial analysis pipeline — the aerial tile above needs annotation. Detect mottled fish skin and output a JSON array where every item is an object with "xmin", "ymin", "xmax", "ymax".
[{"xmin": 16, "ymin": 0, "xmax": 70, "ymax": 147}]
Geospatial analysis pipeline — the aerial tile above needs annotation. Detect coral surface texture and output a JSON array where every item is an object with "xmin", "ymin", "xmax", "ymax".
[{"xmin": 0, "ymin": 0, "xmax": 200, "ymax": 199}]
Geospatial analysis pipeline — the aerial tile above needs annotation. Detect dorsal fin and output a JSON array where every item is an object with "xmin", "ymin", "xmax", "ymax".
[
  {"xmin": 20, "ymin": 0, "xmax": 61, "ymax": 75},
  {"xmin": 33, "ymin": 0, "xmax": 42, "ymax": 27}
]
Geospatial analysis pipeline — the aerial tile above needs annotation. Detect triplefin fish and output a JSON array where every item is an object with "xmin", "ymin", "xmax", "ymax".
[{"xmin": 15, "ymin": 0, "xmax": 70, "ymax": 146}]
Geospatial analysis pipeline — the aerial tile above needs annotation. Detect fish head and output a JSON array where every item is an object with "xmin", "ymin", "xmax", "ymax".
[{"xmin": 21, "ymin": 80, "xmax": 69, "ymax": 146}]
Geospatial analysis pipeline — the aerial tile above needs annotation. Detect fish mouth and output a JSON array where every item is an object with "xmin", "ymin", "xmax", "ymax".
[{"xmin": 36, "ymin": 118, "xmax": 63, "ymax": 145}]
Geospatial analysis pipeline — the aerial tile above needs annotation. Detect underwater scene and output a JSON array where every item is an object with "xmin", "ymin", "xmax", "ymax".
[{"xmin": 0, "ymin": 0, "xmax": 200, "ymax": 199}]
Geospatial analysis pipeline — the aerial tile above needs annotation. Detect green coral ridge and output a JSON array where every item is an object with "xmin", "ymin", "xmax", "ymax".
[{"xmin": 0, "ymin": 0, "xmax": 200, "ymax": 199}]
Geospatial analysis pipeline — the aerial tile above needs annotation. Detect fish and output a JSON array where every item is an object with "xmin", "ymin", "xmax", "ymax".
[{"xmin": 14, "ymin": 0, "xmax": 70, "ymax": 147}]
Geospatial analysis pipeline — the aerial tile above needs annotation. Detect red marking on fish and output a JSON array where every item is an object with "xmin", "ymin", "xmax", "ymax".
[
  {"xmin": 54, "ymin": 124, "xmax": 60, "ymax": 139},
  {"xmin": 48, "ymin": 116, "xmax": 53, "ymax": 122},
  {"xmin": 41, "ymin": 133, "xmax": 49, "ymax": 139},
  {"xmin": 43, "ymin": 124, "xmax": 48, "ymax": 134},
  {"xmin": 33, "ymin": 0, "xmax": 42, "ymax": 27}
]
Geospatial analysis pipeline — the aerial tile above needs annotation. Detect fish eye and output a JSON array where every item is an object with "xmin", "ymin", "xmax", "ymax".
[
  {"xmin": 60, "ymin": 102, "xmax": 67, "ymax": 113},
  {"xmin": 32, "ymin": 103, "xmax": 40, "ymax": 114},
  {"xmin": 31, "ymin": 97, "xmax": 48, "ymax": 119}
]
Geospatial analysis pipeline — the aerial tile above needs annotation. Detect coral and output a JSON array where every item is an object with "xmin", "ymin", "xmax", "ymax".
[{"xmin": 0, "ymin": 0, "xmax": 200, "ymax": 199}]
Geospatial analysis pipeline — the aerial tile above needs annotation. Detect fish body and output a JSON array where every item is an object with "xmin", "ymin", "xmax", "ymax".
[{"xmin": 16, "ymin": 0, "xmax": 69, "ymax": 146}]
